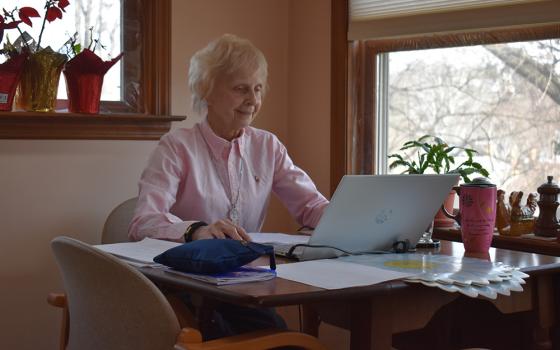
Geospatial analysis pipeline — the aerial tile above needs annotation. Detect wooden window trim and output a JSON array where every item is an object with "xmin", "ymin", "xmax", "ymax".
[
  {"xmin": 363, "ymin": 24, "xmax": 560, "ymax": 53},
  {"xmin": 0, "ymin": 0, "xmax": 184, "ymax": 140},
  {"xmin": 0, "ymin": 111, "xmax": 183, "ymax": 140},
  {"xmin": 330, "ymin": 0, "xmax": 350, "ymax": 195}
]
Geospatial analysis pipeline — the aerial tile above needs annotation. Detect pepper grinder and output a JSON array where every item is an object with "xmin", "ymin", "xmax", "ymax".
[{"xmin": 534, "ymin": 175, "xmax": 560, "ymax": 238}]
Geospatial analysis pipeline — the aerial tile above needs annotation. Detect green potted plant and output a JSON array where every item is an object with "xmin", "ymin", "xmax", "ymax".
[
  {"xmin": 388, "ymin": 135, "xmax": 490, "ymax": 182},
  {"xmin": 388, "ymin": 135, "xmax": 490, "ymax": 229}
]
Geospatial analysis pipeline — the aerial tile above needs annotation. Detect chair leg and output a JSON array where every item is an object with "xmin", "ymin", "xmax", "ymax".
[
  {"xmin": 301, "ymin": 305, "xmax": 321, "ymax": 337},
  {"xmin": 47, "ymin": 293, "xmax": 69, "ymax": 350},
  {"xmin": 60, "ymin": 304, "xmax": 69, "ymax": 350}
]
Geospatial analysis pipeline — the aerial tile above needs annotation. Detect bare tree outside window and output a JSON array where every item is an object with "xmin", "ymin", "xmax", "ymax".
[
  {"xmin": 74, "ymin": 0, "xmax": 120, "ymax": 56},
  {"xmin": 387, "ymin": 39, "xmax": 560, "ymax": 194},
  {"xmin": 64, "ymin": 0, "xmax": 121, "ymax": 101}
]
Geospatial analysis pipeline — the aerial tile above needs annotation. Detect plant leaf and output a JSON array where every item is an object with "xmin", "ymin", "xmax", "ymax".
[
  {"xmin": 73, "ymin": 43, "xmax": 81, "ymax": 54},
  {"xmin": 58, "ymin": 0, "xmax": 71, "ymax": 10},
  {"xmin": 19, "ymin": 7, "xmax": 40, "ymax": 18},
  {"xmin": 388, "ymin": 135, "xmax": 490, "ymax": 180},
  {"xmin": 3, "ymin": 21, "xmax": 21, "ymax": 29}
]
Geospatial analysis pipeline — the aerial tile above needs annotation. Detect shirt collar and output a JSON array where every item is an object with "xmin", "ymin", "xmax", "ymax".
[{"xmin": 199, "ymin": 119, "xmax": 247, "ymax": 156}]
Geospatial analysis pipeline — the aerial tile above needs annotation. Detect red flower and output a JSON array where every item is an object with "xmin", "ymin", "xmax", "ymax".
[
  {"xmin": 18, "ymin": 7, "xmax": 40, "ymax": 27},
  {"xmin": 58, "ymin": 0, "xmax": 70, "ymax": 10},
  {"xmin": 0, "ymin": 7, "xmax": 34, "ymax": 44},
  {"xmin": 0, "ymin": 0, "xmax": 71, "ymax": 53},
  {"xmin": 46, "ymin": 7, "xmax": 63, "ymax": 22}
]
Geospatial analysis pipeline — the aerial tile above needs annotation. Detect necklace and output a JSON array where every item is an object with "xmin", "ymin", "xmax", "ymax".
[{"xmin": 200, "ymin": 130, "xmax": 244, "ymax": 224}]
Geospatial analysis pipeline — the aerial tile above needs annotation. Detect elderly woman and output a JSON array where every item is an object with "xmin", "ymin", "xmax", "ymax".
[{"xmin": 129, "ymin": 34, "xmax": 328, "ymax": 339}]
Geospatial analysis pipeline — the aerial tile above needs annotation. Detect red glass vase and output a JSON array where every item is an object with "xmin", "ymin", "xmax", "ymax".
[{"xmin": 0, "ymin": 53, "xmax": 27, "ymax": 111}]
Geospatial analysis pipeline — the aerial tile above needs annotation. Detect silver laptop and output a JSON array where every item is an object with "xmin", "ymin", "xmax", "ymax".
[{"xmin": 286, "ymin": 174, "xmax": 459, "ymax": 261}]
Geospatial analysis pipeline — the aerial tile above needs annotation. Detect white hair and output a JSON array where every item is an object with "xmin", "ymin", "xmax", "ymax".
[{"xmin": 188, "ymin": 34, "xmax": 268, "ymax": 114}]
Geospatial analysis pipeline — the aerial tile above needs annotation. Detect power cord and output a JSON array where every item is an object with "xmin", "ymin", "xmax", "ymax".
[{"xmin": 285, "ymin": 239, "xmax": 414, "ymax": 259}]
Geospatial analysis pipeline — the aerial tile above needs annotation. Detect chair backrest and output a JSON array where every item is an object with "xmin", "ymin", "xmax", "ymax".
[
  {"xmin": 101, "ymin": 197, "xmax": 138, "ymax": 244},
  {"xmin": 51, "ymin": 236, "xmax": 181, "ymax": 350}
]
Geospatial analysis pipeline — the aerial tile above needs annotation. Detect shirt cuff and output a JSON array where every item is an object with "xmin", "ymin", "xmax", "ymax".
[{"xmin": 138, "ymin": 221, "xmax": 196, "ymax": 242}]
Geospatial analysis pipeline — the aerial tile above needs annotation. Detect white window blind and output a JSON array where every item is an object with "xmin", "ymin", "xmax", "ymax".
[
  {"xmin": 349, "ymin": 0, "xmax": 560, "ymax": 40},
  {"xmin": 351, "ymin": 0, "xmax": 543, "ymax": 21}
]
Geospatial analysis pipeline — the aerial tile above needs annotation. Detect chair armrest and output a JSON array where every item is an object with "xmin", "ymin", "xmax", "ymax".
[
  {"xmin": 176, "ymin": 327, "xmax": 203, "ymax": 346},
  {"xmin": 176, "ymin": 327, "xmax": 327, "ymax": 350},
  {"xmin": 47, "ymin": 293, "xmax": 67, "ymax": 308}
]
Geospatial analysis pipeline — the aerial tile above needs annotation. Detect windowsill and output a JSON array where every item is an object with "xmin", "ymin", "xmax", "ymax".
[{"xmin": 0, "ymin": 111, "xmax": 185, "ymax": 140}]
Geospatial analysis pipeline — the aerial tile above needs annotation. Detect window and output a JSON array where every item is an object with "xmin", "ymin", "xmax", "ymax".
[
  {"xmin": 383, "ymin": 38, "xmax": 560, "ymax": 194},
  {"xmin": 346, "ymin": 25, "xmax": 560, "ymax": 196},
  {"xmin": 0, "ymin": 0, "xmax": 179, "ymax": 140},
  {"xmin": 330, "ymin": 0, "xmax": 560, "ymax": 195},
  {"xmin": 3, "ymin": 0, "xmax": 123, "ymax": 102}
]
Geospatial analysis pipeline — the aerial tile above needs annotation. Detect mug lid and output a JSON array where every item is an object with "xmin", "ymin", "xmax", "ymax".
[{"xmin": 461, "ymin": 177, "xmax": 496, "ymax": 188}]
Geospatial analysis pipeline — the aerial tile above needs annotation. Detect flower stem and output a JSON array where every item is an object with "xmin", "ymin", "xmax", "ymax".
[
  {"xmin": 36, "ymin": 1, "xmax": 53, "ymax": 51},
  {"xmin": 3, "ymin": 9, "xmax": 32, "ymax": 52}
]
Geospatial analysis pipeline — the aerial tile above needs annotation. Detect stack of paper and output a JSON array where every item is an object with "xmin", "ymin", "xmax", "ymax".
[{"xmin": 94, "ymin": 238, "xmax": 181, "ymax": 267}]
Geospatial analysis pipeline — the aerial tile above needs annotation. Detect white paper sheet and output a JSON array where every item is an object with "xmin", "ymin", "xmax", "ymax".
[
  {"xmin": 275, "ymin": 259, "xmax": 416, "ymax": 290},
  {"xmin": 248, "ymin": 232, "xmax": 310, "ymax": 245},
  {"xmin": 94, "ymin": 238, "xmax": 181, "ymax": 266}
]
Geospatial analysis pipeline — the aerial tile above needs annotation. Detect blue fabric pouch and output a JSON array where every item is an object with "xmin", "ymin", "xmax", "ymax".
[{"xmin": 153, "ymin": 239, "xmax": 276, "ymax": 274}]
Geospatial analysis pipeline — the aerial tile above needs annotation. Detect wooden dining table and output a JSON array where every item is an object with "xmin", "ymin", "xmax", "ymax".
[
  {"xmin": 433, "ymin": 226, "xmax": 560, "ymax": 256},
  {"xmin": 140, "ymin": 240, "xmax": 560, "ymax": 350}
]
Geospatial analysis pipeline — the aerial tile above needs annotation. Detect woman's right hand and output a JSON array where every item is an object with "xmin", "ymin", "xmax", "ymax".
[{"xmin": 191, "ymin": 219, "xmax": 251, "ymax": 241}]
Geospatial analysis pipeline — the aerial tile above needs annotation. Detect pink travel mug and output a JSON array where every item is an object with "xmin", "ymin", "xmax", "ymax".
[{"xmin": 443, "ymin": 178, "xmax": 497, "ymax": 253}]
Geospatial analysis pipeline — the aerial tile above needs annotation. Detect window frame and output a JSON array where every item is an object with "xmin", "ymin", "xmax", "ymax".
[
  {"xmin": 0, "ymin": 0, "xmax": 183, "ymax": 140},
  {"xmin": 331, "ymin": 16, "xmax": 560, "ymax": 193}
]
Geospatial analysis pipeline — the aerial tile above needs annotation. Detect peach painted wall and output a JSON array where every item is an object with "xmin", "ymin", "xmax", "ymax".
[
  {"xmin": 287, "ymin": 0, "xmax": 331, "ymax": 198},
  {"xmin": 0, "ymin": 1, "xmax": 331, "ymax": 349}
]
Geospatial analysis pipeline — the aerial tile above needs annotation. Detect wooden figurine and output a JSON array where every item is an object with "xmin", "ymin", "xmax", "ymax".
[
  {"xmin": 496, "ymin": 190, "xmax": 536, "ymax": 236},
  {"xmin": 534, "ymin": 176, "xmax": 560, "ymax": 238},
  {"xmin": 496, "ymin": 189, "xmax": 511, "ymax": 232},
  {"xmin": 510, "ymin": 191, "xmax": 524, "ymax": 219},
  {"xmin": 526, "ymin": 192, "xmax": 538, "ymax": 214},
  {"xmin": 510, "ymin": 191, "xmax": 537, "ymax": 219}
]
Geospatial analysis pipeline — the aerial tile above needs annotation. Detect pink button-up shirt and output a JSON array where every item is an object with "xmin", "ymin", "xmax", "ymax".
[{"xmin": 128, "ymin": 120, "xmax": 329, "ymax": 242}]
